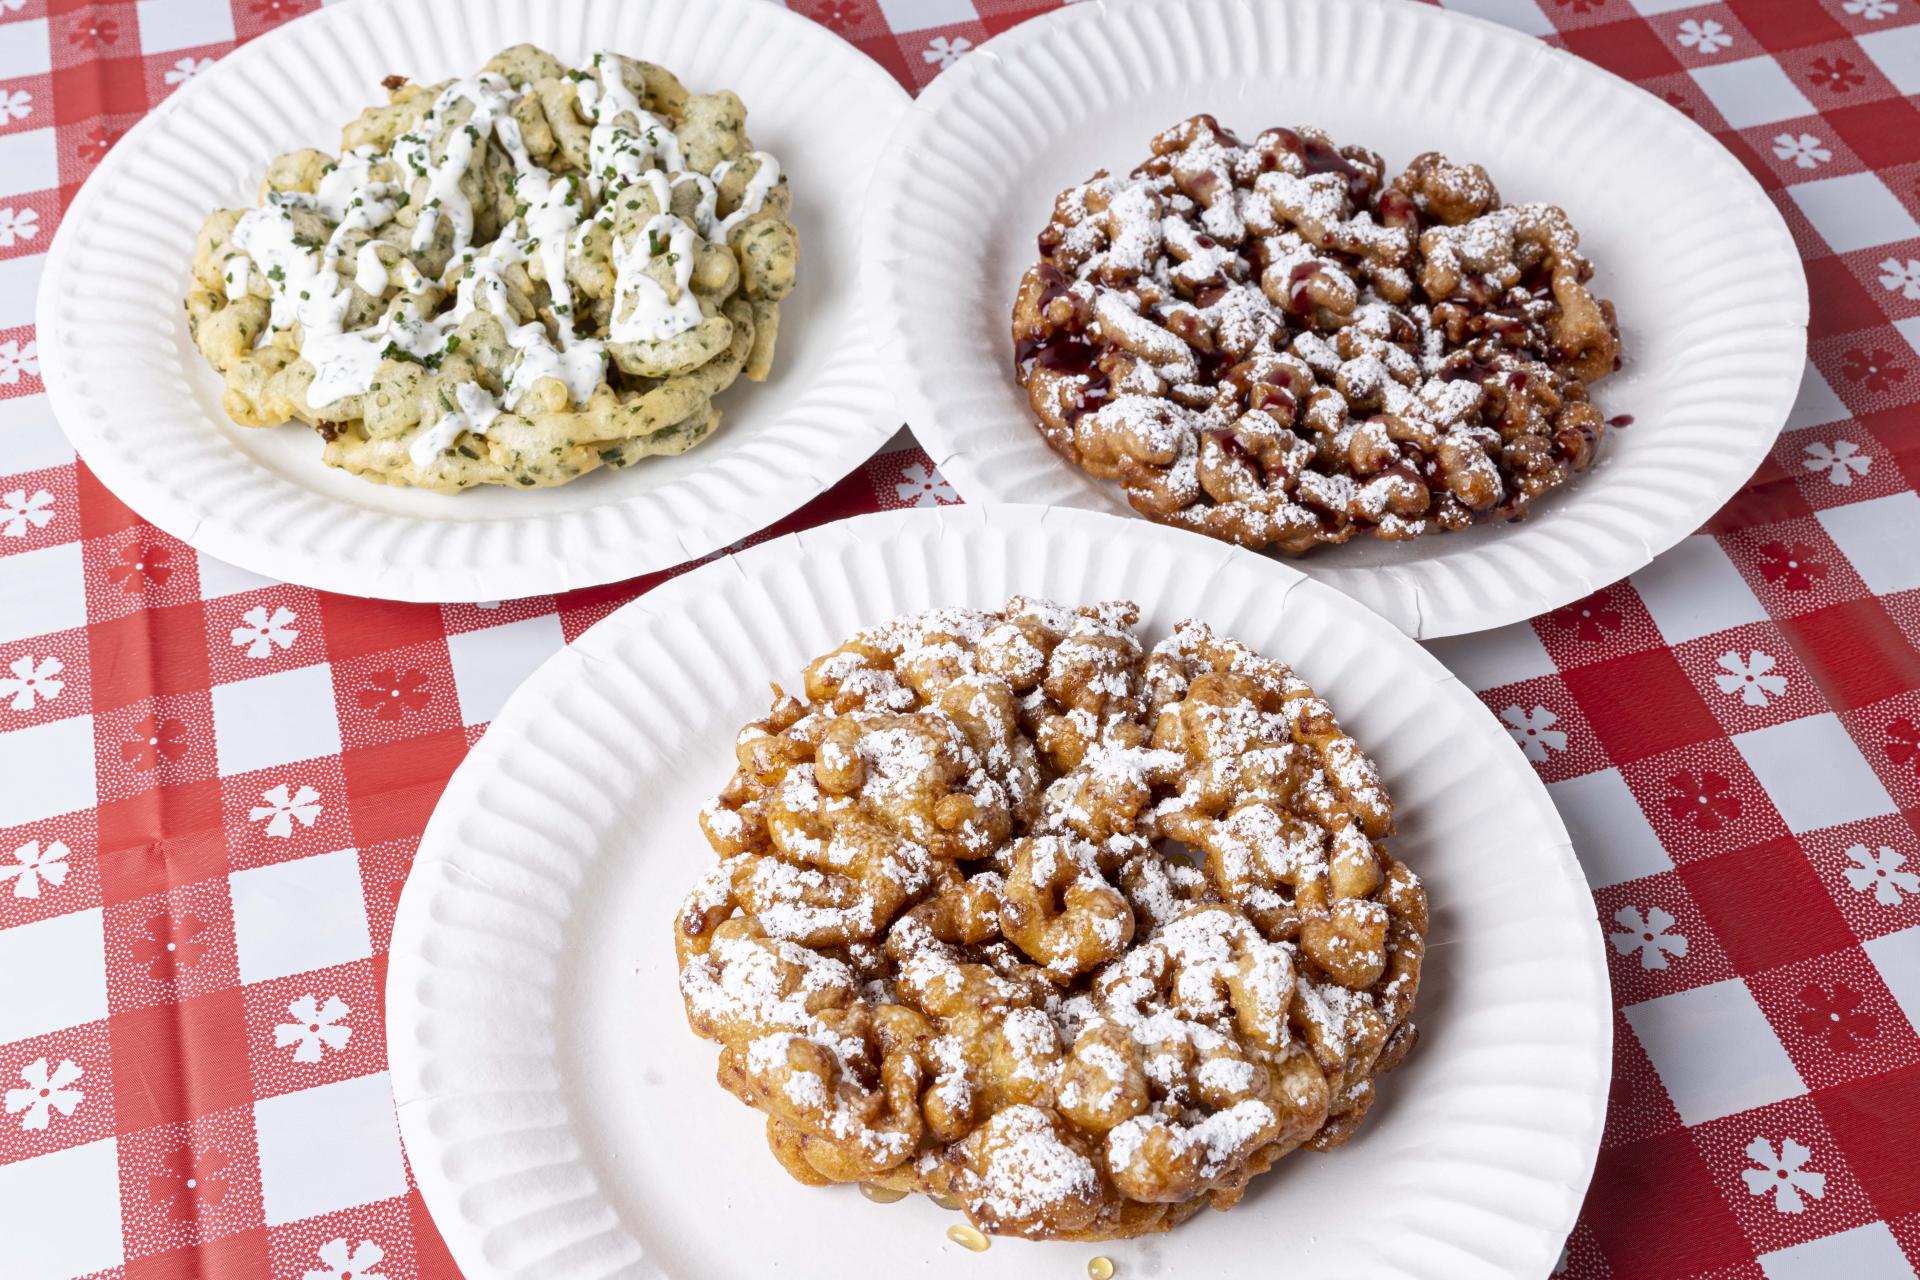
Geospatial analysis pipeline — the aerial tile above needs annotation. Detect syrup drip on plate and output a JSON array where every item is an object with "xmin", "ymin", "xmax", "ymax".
[{"xmin": 946, "ymin": 1224, "xmax": 991, "ymax": 1253}]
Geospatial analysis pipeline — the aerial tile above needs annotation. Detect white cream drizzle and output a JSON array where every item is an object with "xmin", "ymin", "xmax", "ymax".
[
  {"xmin": 222, "ymin": 49, "xmax": 784, "ymax": 469},
  {"xmin": 408, "ymin": 379, "xmax": 502, "ymax": 467}
]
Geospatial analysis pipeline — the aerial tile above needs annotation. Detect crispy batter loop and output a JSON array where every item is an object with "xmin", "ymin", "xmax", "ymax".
[
  {"xmin": 675, "ymin": 598, "xmax": 1427, "ymax": 1240},
  {"xmin": 1012, "ymin": 115, "xmax": 1621, "ymax": 553}
]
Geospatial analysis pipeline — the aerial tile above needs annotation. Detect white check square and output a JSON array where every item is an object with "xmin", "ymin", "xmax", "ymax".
[
  {"xmin": 1862, "ymin": 925, "xmax": 1920, "ymax": 1033},
  {"xmin": 0, "ymin": 396, "xmax": 75, "ymax": 474},
  {"xmin": 1548, "ymin": 769, "xmax": 1674, "ymax": 889},
  {"xmin": 134, "ymin": 0, "xmax": 236, "ymax": 55},
  {"xmin": 1760, "ymin": 1222, "xmax": 1910, "ymax": 1280},
  {"xmin": 195, "ymin": 552, "xmax": 280, "ymax": 602},
  {"xmin": 0, "ymin": 543, "xmax": 86, "ymax": 646},
  {"xmin": 447, "ymin": 613, "xmax": 564, "ymax": 726},
  {"xmin": 211, "ymin": 664, "xmax": 340, "ymax": 776},
  {"xmin": 0, "ymin": 716, "xmax": 97, "ymax": 829},
  {"xmin": 0, "ymin": 130, "xmax": 58, "ymax": 197},
  {"xmin": 1857, "ymin": 24, "xmax": 1920, "ymax": 96},
  {"xmin": 1426, "ymin": 619, "xmax": 1559, "ymax": 691},
  {"xmin": 1437, "ymin": 0, "xmax": 1554, "ymax": 37},
  {"xmin": 0, "ymin": 908, "xmax": 107, "ymax": 1044},
  {"xmin": 875, "ymin": 0, "xmax": 978, "ymax": 31},
  {"xmin": 0, "ymin": 20, "xmax": 51, "ymax": 81},
  {"xmin": 1690, "ymin": 57, "xmax": 1815, "ymax": 130},
  {"xmin": 0, "ymin": 256, "xmax": 43, "ymax": 330},
  {"xmin": 1624, "ymin": 980, "xmax": 1805, "ymax": 1125},
  {"xmin": 1788, "ymin": 172, "xmax": 1920, "ymax": 255},
  {"xmin": 1735, "ymin": 715, "xmax": 1897, "ymax": 834},
  {"xmin": 254, "ymin": 1072, "xmax": 408, "ymax": 1225},
  {"xmin": 1785, "ymin": 363, "xmax": 1849, "ymax": 433},
  {"xmin": 228, "ymin": 848, "xmax": 371, "ymax": 985},
  {"xmin": 1631, "ymin": 535, "xmax": 1767, "ymax": 647},
  {"xmin": 1816, "ymin": 492, "xmax": 1920, "ymax": 596},
  {"xmin": 0, "ymin": 1140, "xmax": 123, "ymax": 1280}
]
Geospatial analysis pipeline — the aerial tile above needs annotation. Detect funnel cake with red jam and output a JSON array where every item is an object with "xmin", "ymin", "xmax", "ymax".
[
  {"xmin": 1012, "ymin": 115, "xmax": 1622, "ymax": 553},
  {"xmin": 673, "ymin": 598, "xmax": 1426, "ymax": 1241}
]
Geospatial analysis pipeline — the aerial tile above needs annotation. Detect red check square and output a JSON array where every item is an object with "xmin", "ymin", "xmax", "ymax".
[
  {"xmin": 1816, "ymin": 1062, "xmax": 1920, "ymax": 1217},
  {"xmin": 107, "ymin": 988, "xmax": 250, "ymax": 1131},
  {"xmin": 1563, "ymin": 648, "xmax": 1723, "ymax": 765},
  {"xmin": 1681, "ymin": 836, "xmax": 1859, "ymax": 973},
  {"xmin": 1583, "ymin": 1129, "xmax": 1750, "ymax": 1279}
]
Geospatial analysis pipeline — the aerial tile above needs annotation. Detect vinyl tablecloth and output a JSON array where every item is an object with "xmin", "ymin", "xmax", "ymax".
[{"xmin": 2, "ymin": 0, "xmax": 1919, "ymax": 1276}]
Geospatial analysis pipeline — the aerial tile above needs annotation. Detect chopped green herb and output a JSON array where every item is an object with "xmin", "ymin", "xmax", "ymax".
[
  {"xmin": 445, "ymin": 335, "xmax": 462, "ymax": 353},
  {"xmin": 266, "ymin": 265, "xmax": 285, "ymax": 283},
  {"xmin": 566, "ymin": 68, "xmax": 590, "ymax": 82},
  {"xmin": 624, "ymin": 199, "xmax": 639, "ymax": 210},
  {"xmin": 456, "ymin": 444, "xmax": 478, "ymax": 459},
  {"xmin": 648, "ymin": 229, "xmax": 666, "ymax": 256}
]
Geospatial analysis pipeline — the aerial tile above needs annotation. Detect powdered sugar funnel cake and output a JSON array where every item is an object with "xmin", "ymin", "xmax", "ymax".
[
  {"xmin": 387, "ymin": 505, "xmax": 1610, "ymax": 1280},
  {"xmin": 1013, "ymin": 117, "xmax": 1620, "ymax": 554},
  {"xmin": 673, "ymin": 599, "xmax": 1425, "ymax": 1240},
  {"xmin": 866, "ymin": 0, "xmax": 1807, "ymax": 636}
]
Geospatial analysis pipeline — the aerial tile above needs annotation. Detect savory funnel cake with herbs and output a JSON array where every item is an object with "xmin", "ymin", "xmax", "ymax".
[
  {"xmin": 674, "ymin": 599, "xmax": 1426, "ymax": 1241},
  {"xmin": 185, "ymin": 45, "xmax": 796, "ymax": 492},
  {"xmin": 1013, "ymin": 114, "xmax": 1621, "ymax": 553}
]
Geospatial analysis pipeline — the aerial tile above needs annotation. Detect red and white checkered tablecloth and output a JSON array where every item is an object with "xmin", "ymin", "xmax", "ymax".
[{"xmin": 1, "ymin": 0, "xmax": 1918, "ymax": 1276}]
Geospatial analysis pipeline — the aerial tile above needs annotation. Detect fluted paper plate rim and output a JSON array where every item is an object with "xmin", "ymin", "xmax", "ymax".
[
  {"xmin": 37, "ymin": 0, "xmax": 907, "ymax": 602},
  {"xmin": 387, "ymin": 503, "xmax": 1610, "ymax": 1280},
  {"xmin": 863, "ymin": 0, "xmax": 1809, "ymax": 638}
]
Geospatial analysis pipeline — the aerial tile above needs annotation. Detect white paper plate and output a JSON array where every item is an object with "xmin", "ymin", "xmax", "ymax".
[
  {"xmin": 35, "ymin": 0, "xmax": 906, "ymax": 602},
  {"xmin": 386, "ymin": 504, "xmax": 1610, "ymax": 1280},
  {"xmin": 863, "ymin": 0, "xmax": 1807, "ymax": 639}
]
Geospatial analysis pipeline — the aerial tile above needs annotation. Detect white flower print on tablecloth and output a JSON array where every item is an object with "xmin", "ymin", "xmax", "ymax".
[
  {"xmin": 894, "ymin": 462, "xmax": 957, "ymax": 507},
  {"xmin": 0, "ymin": 208, "xmax": 37, "ymax": 249},
  {"xmin": 1879, "ymin": 258, "xmax": 1920, "ymax": 301},
  {"xmin": 4, "ymin": 1058, "xmax": 82, "ymax": 1130},
  {"xmin": 0, "ymin": 339, "xmax": 37, "ymax": 385},
  {"xmin": 1843, "ymin": 844, "xmax": 1919, "ymax": 906},
  {"xmin": 1676, "ymin": 19, "xmax": 1732, "ymax": 53},
  {"xmin": 1610, "ymin": 906, "xmax": 1688, "ymax": 970},
  {"xmin": 1741, "ymin": 1137, "xmax": 1825, "ymax": 1213},
  {"xmin": 1501, "ymin": 704, "xmax": 1567, "ymax": 762},
  {"xmin": 924, "ymin": 36, "xmax": 971, "ymax": 68},
  {"xmin": 1714, "ymin": 650, "xmax": 1787, "ymax": 708},
  {"xmin": 163, "ymin": 57, "xmax": 212, "ymax": 86},
  {"xmin": 0, "ymin": 654, "xmax": 62, "ymax": 711},
  {"xmin": 1844, "ymin": 0, "xmax": 1898, "ymax": 18},
  {"xmin": 250, "ymin": 783, "xmax": 322, "ymax": 838},
  {"xmin": 0, "ymin": 488, "xmax": 53, "ymax": 538},
  {"xmin": 0, "ymin": 89, "xmax": 28, "ymax": 124},
  {"xmin": 0, "ymin": 840, "xmax": 69, "ymax": 899},
  {"xmin": 276, "ymin": 994, "xmax": 352, "ymax": 1063},
  {"xmin": 230, "ymin": 604, "xmax": 298, "ymax": 658},
  {"xmin": 1803, "ymin": 439, "xmax": 1871, "ymax": 485},
  {"xmin": 1773, "ymin": 133, "xmax": 1831, "ymax": 169},
  {"xmin": 304, "ymin": 1238, "xmax": 388, "ymax": 1280}
]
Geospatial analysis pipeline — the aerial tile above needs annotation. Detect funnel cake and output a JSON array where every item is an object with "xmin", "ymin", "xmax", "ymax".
[
  {"xmin": 1013, "ymin": 115, "xmax": 1622, "ymax": 553},
  {"xmin": 673, "ymin": 599, "xmax": 1427, "ymax": 1241}
]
